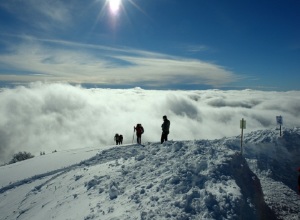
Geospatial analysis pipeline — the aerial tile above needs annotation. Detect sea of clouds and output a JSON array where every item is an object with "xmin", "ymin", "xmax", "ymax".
[{"xmin": 0, "ymin": 82, "xmax": 300, "ymax": 164}]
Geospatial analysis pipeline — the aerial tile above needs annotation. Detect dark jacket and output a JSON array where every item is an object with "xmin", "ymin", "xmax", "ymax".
[
  {"xmin": 161, "ymin": 119, "xmax": 170, "ymax": 133},
  {"xmin": 135, "ymin": 124, "xmax": 144, "ymax": 135}
]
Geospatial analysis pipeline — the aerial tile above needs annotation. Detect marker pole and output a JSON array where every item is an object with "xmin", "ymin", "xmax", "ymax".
[
  {"xmin": 240, "ymin": 118, "xmax": 245, "ymax": 155},
  {"xmin": 132, "ymin": 127, "xmax": 135, "ymax": 143}
]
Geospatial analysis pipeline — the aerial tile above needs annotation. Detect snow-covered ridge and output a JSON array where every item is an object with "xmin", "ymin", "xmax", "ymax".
[{"xmin": 0, "ymin": 129, "xmax": 299, "ymax": 220}]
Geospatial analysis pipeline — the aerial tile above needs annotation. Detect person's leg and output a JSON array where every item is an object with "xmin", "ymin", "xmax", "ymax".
[
  {"xmin": 137, "ymin": 134, "xmax": 141, "ymax": 144},
  {"xmin": 162, "ymin": 132, "xmax": 169, "ymax": 143},
  {"xmin": 161, "ymin": 132, "xmax": 167, "ymax": 143},
  {"xmin": 165, "ymin": 131, "xmax": 169, "ymax": 142}
]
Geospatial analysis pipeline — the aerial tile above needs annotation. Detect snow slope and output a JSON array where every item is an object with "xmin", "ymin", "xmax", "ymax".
[{"xmin": 0, "ymin": 128, "xmax": 299, "ymax": 220}]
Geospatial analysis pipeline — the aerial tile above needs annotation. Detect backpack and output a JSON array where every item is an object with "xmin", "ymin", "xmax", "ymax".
[{"xmin": 136, "ymin": 124, "xmax": 144, "ymax": 134}]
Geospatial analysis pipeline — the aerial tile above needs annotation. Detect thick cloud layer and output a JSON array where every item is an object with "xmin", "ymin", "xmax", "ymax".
[{"xmin": 0, "ymin": 83, "xmax": 299, "ymax": 164}]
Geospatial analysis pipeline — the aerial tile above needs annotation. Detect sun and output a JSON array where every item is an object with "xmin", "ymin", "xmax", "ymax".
[
  {"xmin": 108, "ymin": 0, "xmax": 122, "ymax": 15},
  {"xmin": 94, "ymin": 0, "xmax": 148, "ymax": 28}
]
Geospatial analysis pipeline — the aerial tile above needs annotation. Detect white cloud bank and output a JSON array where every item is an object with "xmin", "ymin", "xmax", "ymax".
[{"xmin": 0, "ymin": 82, "xmax": 300, "ymax": 164}]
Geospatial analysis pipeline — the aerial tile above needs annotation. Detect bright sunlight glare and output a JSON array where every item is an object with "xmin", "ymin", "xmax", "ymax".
[{"xmin": 108, "ymin": 0, "xmax": 121, "ymax": 14}]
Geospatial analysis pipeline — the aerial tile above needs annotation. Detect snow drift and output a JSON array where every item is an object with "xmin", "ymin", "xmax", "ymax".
[{"xmin": 0, "ymin": 128, "xmax": 299, "ymax": 220}]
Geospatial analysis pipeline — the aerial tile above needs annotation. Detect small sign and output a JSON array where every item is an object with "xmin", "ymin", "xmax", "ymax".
[
  {"xmin": 240, "ymin": 119, "xmax": 246, "ymax": 129},
  {"xmin": 276, "ymin": 116, "xmax": 283, "ymax": 125}
]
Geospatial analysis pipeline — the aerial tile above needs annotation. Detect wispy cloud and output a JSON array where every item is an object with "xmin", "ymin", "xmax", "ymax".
[
  {"xmin": 184, "ymin": 44, "xmax": 213, "ymax": 53},
  {"xmin": 0, "ymin": 0, "xmax": 73, "ymax": 31},
  {"xmin": 0, "ymin": 37, "xmax": 240, "ymax": 88}
]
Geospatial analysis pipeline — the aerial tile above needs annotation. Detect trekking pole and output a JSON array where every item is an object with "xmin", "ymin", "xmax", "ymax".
[{"xmin": 132, "ymin": 127, "xmax": 135, "ymax": 143}]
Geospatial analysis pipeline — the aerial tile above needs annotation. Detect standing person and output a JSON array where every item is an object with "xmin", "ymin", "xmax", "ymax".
[
  {"xmin": 119, "ymin": 134, "xmax": 123, "ymax": 144},
  {"xmin": 114, "ymin": 133, "xmax": 119, "ymax": 145},
  {"xmin": 161, "ymin": 115, "xmax": 170, "ymax": 144},
  {"xmin": 134, "ymin": 124, "xmax": 144, "ymax": 144}
]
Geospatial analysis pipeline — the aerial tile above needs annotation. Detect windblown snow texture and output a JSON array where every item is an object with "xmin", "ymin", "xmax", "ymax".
[{"xmin": 0, "ymin": 128, "xmax": 299, "ymax": 220}]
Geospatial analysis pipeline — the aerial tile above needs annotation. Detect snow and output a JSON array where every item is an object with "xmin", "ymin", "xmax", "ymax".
[{"xmin": 1, "ymin": 128, "xmax": 300, "ymax": 220}]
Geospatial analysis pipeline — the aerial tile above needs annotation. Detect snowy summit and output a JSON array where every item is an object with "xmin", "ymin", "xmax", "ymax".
[{"xmin": 0, "ymin": 128, "xmax": 299, "ymax": 220}]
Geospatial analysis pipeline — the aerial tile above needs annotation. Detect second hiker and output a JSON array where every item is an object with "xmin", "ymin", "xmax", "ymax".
[
  {"xmin": 114, "ymin": 133, "xmax": 120, "ymax": 145},
  {"xmin": 161, "ymin": 115, "xmax": 170, "ymax": 144},
  {"xmin": 134, "ymin": 124, "xmax": 144, "ymax": 144}
]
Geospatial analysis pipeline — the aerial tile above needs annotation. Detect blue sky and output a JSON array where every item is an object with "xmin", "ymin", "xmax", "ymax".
[{"xmin": 0, "ymin": 0, "xmax": 299, "ymax": 90}]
